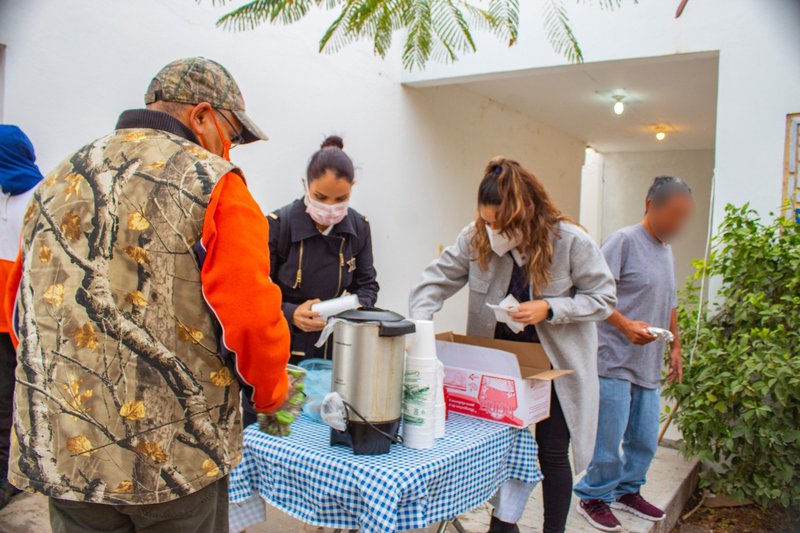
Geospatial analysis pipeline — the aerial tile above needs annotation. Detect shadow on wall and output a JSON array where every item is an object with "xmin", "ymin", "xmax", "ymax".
[{"xmin": 389, "ymin": 84, "xmax": 586, "ymax": 331}]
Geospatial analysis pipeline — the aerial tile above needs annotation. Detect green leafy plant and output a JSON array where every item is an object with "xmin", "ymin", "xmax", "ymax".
[
  {"xmin": 665, "ymin": 204, "xmax": 800, "ymax": 507},
  {"xmin": 205, "ymin": 0, "xmax": 646, "ymax": 70}
]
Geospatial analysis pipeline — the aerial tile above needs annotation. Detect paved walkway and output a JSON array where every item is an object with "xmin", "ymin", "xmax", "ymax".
[
  {"xmin": 456, "ymin": 445, "xmax": 697, "ymax": 533},
  {"xmin": 0, "ymin": 444, "xmax": 696, "ymax": 532}
]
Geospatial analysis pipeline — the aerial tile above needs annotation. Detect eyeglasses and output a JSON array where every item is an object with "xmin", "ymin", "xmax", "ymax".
[{"xmin": 215, "ymin": 109, "xmax": 245, "ymax": 147}]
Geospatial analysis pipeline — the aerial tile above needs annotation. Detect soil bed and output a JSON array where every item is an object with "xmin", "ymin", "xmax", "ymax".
[{"xmin": 672, "ymin": 491, "xmax": 799, "ymax": 532}]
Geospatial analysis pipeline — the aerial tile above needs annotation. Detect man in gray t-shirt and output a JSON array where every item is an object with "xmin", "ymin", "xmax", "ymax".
[
  {"xmin": 575, "ymin": 177, "xmax": 694, "ymax": 532},
  {"xmin": 597, "ymin": 224, "xmax": 678, "ymax": 388}
]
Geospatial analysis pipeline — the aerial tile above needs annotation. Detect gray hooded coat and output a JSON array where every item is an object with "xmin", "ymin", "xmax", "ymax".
[{"xmin": 408, "ymin": 222, "xmax": 616, "ymax": 472}]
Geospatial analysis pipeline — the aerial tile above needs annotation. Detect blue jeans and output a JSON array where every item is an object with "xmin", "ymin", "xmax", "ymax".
[{"xmin": 574, "ymin": 377, "xmax": 660, "ymax": 502}]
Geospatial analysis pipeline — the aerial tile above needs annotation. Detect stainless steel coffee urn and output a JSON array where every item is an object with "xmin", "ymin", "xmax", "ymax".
[{"xmin": 330, "ymin": 308, "xmax": 415, "ymax": 454}]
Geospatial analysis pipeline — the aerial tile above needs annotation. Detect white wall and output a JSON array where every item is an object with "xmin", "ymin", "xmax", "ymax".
[
  {"xmin": 403, "ymin": 0, "xmax": 800, "ymax": 230},
  {"xmin": 599, "ymin": 149, "xmax": 715, "ymax": 285},
  {"xmin": 0, "ymin": 44, "xmax": 5, "ymax": 120},
  {"xmin": 0, "ymin": 0, "xmax": 585, "ymax": 333},
  {"xmin": 579, "ymin": 147, "xmax": 605, "ymax": 242}
]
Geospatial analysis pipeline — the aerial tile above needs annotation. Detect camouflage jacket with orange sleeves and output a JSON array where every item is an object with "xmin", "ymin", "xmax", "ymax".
[{"xmin": 5, "ymin": 127, "xmax": 290, "ymax": 505}]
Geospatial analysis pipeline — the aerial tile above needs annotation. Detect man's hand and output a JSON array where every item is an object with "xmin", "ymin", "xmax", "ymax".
[
  {"xmin": 258, "ymin": 366, "xmax": 306, "ymax": 437},
  {"xmin": 509, "ymin": 300, "xmax": 550, "ymax": 325},
  {"xmin": 622, "ymin": 320, "xmax": 657, "ymax": 345},
  {"xmin": 667, "ymin": 347, "xmax": 683, "ymax": 383},
  {"xmin": 292, "ymin": 299, "xmax": 326, "ymax": 332}
]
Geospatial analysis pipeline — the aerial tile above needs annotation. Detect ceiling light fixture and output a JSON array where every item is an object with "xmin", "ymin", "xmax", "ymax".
[
  {"xmin": 612, "ymin": 95, "xmax": 625, "ymax": 115},
  {"xmin": 648, "ymin": 123, "xmax": 674, "ymax": 141}
]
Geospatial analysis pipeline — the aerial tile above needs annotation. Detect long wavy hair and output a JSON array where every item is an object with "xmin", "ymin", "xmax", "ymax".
[{"xmin": 471, "ymin": 157, "xmax": 573, "ymax": 294}]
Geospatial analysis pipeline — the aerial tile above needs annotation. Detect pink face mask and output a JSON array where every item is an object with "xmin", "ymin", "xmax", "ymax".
[{"xmin": 304, "ymin": 194, "xmax": 349, "ymax": 227}]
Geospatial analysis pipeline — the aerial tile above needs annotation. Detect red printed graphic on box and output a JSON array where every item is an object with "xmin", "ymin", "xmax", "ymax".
[
  {"xmin": 443, "ymin": 367, "xmax": 479, "ymax": 393},
  {"xmin": 444, "ymin": 370, "xmax": 525, "ymax": 426},
  {"xmin": 479, "ymin": 375, "xmax": 518, "ymax": 419},
  {"xmin": 436, "ymin": 333, "xmax": 574, "ymax": 428},
  {"xmin": 445, "ymin": 392, "xmax": 482, "ymax": 415}
]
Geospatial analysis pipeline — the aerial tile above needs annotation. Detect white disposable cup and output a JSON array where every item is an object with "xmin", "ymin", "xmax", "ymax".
[
  {"xmin": 402, "ymin": 356, "xmax": 438, "ymax": 449},
  {"xmin": 434, "ymin": 360, "xmax": 446, "ymax": 439},
  {"xmin": 403, "ymin": 428, "xmax": 436, "ymax": 449},
  {"xmin": 405, "ymin": 355, "xmax": 439, "ymax": 372},
  {"xmin": 434, "ymin": 402, "xmax": 446, "ymax": 439},
  {"xmin": 407, "ymin": 319, "xmax": 437, "ymax": 360},
  {"xmin": 311, "ymin": 294, "xmax": 359, "ymax": 320}
]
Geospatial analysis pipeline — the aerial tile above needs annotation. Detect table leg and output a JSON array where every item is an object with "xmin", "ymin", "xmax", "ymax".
[{"xmin": 435, "ymin": 517, "xmax": 466, "ymax": 533}]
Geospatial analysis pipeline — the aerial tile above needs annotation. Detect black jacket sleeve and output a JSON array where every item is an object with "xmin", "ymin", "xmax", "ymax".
[{"xmin": 348, "ymin": 217, "xmax": 379, "ymax": 307}]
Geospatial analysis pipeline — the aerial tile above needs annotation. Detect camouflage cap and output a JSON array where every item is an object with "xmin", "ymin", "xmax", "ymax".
[{"xmin": 144, "ymin": 57, "xmax": 267, "ymax": 143}]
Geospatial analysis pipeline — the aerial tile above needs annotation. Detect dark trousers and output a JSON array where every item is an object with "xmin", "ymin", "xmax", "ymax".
[
  {"xmin": 0, "ymin": 333, "xmax": 15, "ymax": 480},
  {"xmin": 49, "ymin": 475, "xmax": 229, "ymax": 533},
  {"xmin": 493, "ymin": 327, "xmax": 572, "ymax": 531},
  {"xmin": 536, "ymin": 385, "xmax": 573, "ymax": 533}
]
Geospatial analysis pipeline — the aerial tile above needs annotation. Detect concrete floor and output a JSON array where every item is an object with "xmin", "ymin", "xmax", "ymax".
[
  {"xmin": 0, "ymin": 444, "xmax": 696, "ymax": 533},
  {"xmin": 0, "ymin": 491, "xmax": 439, "ymax": 533},
  {"xmin": 457, "ymin": 446, "xmax": 697, "ymax": 533}
]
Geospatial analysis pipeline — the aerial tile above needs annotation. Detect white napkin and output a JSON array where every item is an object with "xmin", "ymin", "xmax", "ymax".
[
  {"xmin": 646, "ymin": 327, "xmax": 675, "ymax": 343},
  {"xmin": 314, "ymin": 318, "xmax": 383, "ymax": 348},
  {"xmin": 486, "ymin": 295, "xmax": 525, "ymax": 334},
  {"xmin": 314, "ymin": 318, "xmax": 345, "ymax": 348}
]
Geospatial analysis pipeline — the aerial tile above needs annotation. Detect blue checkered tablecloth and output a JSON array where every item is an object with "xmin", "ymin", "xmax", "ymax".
[{"xmin": 228, "ymin": 414, "xmax": 542, "ymax": 532}]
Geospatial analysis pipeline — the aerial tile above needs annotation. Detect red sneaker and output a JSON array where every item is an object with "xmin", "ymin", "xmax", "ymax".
[
  {"xmin": 578, "ymin": 499, "xmax": 623, "ymax": 532},
  {"xmin": 611, "ymin": 492, "xmax": 666, "ymax": 522}
]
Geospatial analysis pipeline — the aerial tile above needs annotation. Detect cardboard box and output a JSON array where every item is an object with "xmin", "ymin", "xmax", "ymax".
[{"xmin": 435, "ymin": 332, "xmax": 573, "ymax": 428}]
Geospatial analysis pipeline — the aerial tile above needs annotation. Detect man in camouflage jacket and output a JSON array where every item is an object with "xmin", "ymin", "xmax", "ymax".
[{"xmin": 3, "ymin": 57, "xmax": 291, "ymax": 532}]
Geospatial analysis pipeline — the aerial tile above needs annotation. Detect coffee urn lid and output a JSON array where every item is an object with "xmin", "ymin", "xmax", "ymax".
[{"xmin": 336, "ymin": 307, "xmax": 416, "ymax": 337}]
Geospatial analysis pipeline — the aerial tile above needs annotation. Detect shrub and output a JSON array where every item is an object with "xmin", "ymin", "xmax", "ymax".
[{"xmin": 664, "ymin": 204, "xmax": 800, "ymax": 507}]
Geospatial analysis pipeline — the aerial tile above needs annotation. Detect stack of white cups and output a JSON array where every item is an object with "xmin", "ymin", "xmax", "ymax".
[
  {"xmin": 402, "ymin": 320, "xmax": 440, "ymax": 449},
  {"xmin": 434, "ymin": 359, "xmax": 446, "ymax": 439}
]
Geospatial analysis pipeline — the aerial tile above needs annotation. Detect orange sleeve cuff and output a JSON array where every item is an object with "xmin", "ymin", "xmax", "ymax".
[{"xmin": 2, "ymin": 255, "xmax": 22, "ymax": 343}]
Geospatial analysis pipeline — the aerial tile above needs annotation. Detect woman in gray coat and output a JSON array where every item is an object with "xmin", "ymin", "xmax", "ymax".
[{"xmin": 409, "ymin": 158, "xmax": 616, "ymax": 533}]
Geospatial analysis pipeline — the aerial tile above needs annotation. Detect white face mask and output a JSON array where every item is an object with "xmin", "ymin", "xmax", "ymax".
[
  {"xmin": 304, "ymin": 194, "xmax": 349, "ymax": 227},
  {"xmin": 486, "ymin": 226, "xmax": 521, "ymax": 257},
  {"xmin": 302, "ymin": 178, "xmax": 350, "ymax": 227}
]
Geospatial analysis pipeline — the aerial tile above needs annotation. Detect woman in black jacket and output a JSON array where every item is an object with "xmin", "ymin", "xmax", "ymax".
[
  {"xmin": 243, "ymin": 136, "xmax": 378, "ymax": 426},
  {"xmin": 267, "ymin": 136, "xmax": 379, "ymax": 363}
]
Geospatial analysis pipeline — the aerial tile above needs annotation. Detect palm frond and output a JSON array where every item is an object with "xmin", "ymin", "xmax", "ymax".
[
  {"xmin": 486, "ymin": 0, "xmax": 519, "ymax": 46},
  {"xmin": 422, "ymin": 0, "xmax": 475, "ymax": 64},
  {"xmin": 319, "ymin": 1, "xmax": 359, "ymax": 52},
  {"xmin": 454, "ymin": 1, "xmax": 493, "ymax": 33},
  {"xmin": 402, "ymin": 0, "xmax": 434, "ymax": 70},
  {"xmin": 207, "ymin": 0, "xmax": 616, "ymax": 69},
  {"xmin": 215, "ymin": 0, "xmax": 319, "ymax": 30},
  {"xmin": 319, "ymin": 0, "xmax": 406, "ymax": 57},
  {"xmin": 542, "ymin": 0, "xmax": 582, "ymax": 63},
  {"xmin": 369, "ymin": 0, "xmax": 403, "ymax": 58}
]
